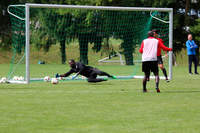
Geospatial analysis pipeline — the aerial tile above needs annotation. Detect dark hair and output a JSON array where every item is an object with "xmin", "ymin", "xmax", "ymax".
[
  {"xmin": 148, "ymin": 31, "xmax": 154, "ymax": 37},
  {"xmin": 151, "ymin": 29, "xmax": 159, "ymax": 34},
  {"xmin": 69, "ymin": 59, "xmax": 75, "ymax": 63}
]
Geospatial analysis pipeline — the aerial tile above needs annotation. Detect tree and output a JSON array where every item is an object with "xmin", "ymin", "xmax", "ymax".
[
  {"xmin": 5, "ymin": 0, "xmax": 200, "ymax": 65},
  {"xmin": 35, "ymin": 10, "xmax": 73, "ymax": 64},
  {"xmin": 0, "ymin": 1, "xmax": 17, "ymax": 50}
]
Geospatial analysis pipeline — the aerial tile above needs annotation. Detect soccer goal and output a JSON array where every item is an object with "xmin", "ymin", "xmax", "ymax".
[{"xmin": 7, "ymin": 3, "xmax": 173, "ymax": 84}]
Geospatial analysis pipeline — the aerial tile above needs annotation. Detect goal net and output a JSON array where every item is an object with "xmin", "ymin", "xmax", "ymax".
[{"xmin": 7, "ymin": 4, "xmax": 173, "ymax": 83}]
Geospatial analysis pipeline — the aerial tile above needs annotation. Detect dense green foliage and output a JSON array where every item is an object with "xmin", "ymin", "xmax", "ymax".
[
  {"xmin": 1, "ymin": 0, "xmax": 200, "ymax": 64},
  {"xmin": 9, "ymin": 5, "xmax": 168, "ymax": 65}
]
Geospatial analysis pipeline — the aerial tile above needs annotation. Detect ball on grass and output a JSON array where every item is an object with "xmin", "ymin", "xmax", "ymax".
[
  {"xmin": 51, "ymin": 78, "xmax": 58, "ymax": 84},
  {"xmin": 0, "ymin": 77, "xmax": 7, "ymax": 83},
  {"xmin": 19, "ymin": 76, "xmax": 24, "ymax": 81},
  {"xmin": 58, "ymin": 77, "xmax": 63, "ymax": 80},
  {"xmin": 44, "ymin": 76, "xmax": 50, "ymax": 82},
  {"xmin": 13, "ymin": 76, "xmax": 19, "ymax": 81}
]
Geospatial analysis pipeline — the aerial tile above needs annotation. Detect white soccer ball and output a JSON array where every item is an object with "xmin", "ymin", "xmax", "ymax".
[
  {"xmin": 44, "ymin": 76, "xmax": 50, "ymax": 82},
  {"xmin": 1, "ymin": 77, "xmax": 7, "ymax": 83},
  {"xmin": 13, "ymin": 76, "xmax": 19, "ymax": 81},
  {"xmin": 81, "ymin": 76, "xmax": 86, "ymax": 79},
  {"xmin": 58, "ymin": 77, "xmax": 63, "ymax": 80},
  {"xmin": 51, "ymin": 78, "xmax": 58, "ymax": 84},
  {"xmin": 19, "ymin": 76, "xmax": 24, "ymax": 81}
]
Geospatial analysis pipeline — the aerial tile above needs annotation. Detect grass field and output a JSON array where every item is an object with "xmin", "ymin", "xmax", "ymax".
[{"xmin": 0, "ymin": 64, "xmax": 200, "ymax": 133}]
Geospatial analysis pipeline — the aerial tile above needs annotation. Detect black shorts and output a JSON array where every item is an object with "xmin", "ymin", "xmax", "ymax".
[
  {"xmin": 142, "ymin": 61, "xmax": 158, "ymax": 75},
  {"xmin": 88, "ymin": 68, "xmax": 102, "ymax": 79},
  {"xmin": 157, "ymin": 56, "xmax": 163, "ymax": 64}
]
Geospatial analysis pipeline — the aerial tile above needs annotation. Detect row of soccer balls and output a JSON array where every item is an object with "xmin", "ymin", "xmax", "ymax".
[
  {"xmin": 0, "ymin": 76, "xmax": 58, "ymax": 84},
  {"xmin": 44, "ymin": 76, "xmax": 87, "ymax": 84},
  {"xmin": 0, "ymin": 75, "xmax": 87, "ymax": 84},
  {"xmin": 0, "ymin": 77, "xmax": 7, "ymax": 83},
  {"xmin": 0, "ymin": 76, "xmax": 25, "ymax": 83},
  {"xmin": 0, "ymin": 76, "xmax": 25, "ymax": 84},
  {"xmin": 44, "ymin": 76, "xmax": 59, "ymax": 84}
]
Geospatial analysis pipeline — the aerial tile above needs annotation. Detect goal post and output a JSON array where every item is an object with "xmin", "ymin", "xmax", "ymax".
[{"xmin": 7, "ymin": 3, "xmax": 173, "ymax": 84}]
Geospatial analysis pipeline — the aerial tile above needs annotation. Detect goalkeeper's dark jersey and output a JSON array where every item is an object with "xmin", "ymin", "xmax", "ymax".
[{"xmin": 63, "ymin": 62, "xmax": 93, "ymax": 77}]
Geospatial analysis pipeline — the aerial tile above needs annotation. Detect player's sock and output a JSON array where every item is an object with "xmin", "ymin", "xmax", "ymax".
[
  {"xmin": 143, "ymin": 79, "xmax": 147, "ymax": 92},
  {"xmin": 155, "ymin": 75, "xmax": 159, "ymax": 89},
  {"xmin": 155, "ymin": 81, "xmax": 160, "ymax": 92},
  {"xmin": 162, "ymin": 68, "xmax": 168, "ymax": 80},
  {"xmin": 156, "ymin": 82, "xmax": 159, "ymax": 89}
]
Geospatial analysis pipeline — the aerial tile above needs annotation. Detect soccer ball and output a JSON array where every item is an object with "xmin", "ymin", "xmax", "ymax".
[
  {"xmin": 44, "ymin": 76, "xmax": 50, "ymax": 82},
  {"xmin": 0, "ymin": 77, "xmax": 7, "ymax": 83},
  {"xmin": 81, "ymin": 76, "xmax": 86, "ymax": 79},
  {"xmin": 51, "ymin": 78, "xmax": 58, "ymax": 84},
  {"xmin": 58, "ymin": 77, "xmax": 63, "ymax": 80},
  {"xmin": 19, "ymin": 76, "xmax": 24, "ymax": 81},
  {"xmin": 13, "ymin": 76, "xmax": 19, "ymax": 81}
]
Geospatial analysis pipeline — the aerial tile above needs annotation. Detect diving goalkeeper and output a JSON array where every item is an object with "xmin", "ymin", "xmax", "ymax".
[{"xmin": 56, "ymin": 59, "xmax": 116, "ymax": 82}]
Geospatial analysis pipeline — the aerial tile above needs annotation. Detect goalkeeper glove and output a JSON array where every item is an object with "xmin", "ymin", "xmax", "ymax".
[
  {"xmin": 72, "ymin": 74, "xmax": 78, "ymax": 80},
  {"xmin": 55, "ymin": 73, "xmax": 60, "ymax": 78}
]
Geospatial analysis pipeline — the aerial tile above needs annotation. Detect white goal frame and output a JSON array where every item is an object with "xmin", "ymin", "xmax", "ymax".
[{"xmin": 8, "ymin": 3, "xmax": 173, "ymax": 84}]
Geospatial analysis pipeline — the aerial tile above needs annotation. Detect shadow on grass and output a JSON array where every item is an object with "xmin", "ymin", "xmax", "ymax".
[
  {"xmin": 136, "ymin": 89, "xmax": 200, "ymax": 94},
  {"xmin": 163, "ymin": 90, "xmax": 200, "ymax": 93}
]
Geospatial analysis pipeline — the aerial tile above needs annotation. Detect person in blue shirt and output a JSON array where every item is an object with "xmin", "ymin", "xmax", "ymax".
[{"xmin": 186, "ymin": 34, "xmax": 198, "ymax": 74}]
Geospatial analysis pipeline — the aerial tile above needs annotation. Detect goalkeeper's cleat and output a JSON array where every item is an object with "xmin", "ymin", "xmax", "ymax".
[
  {"xmin": 103, "ymin": 78, "xmax": 108, "ymax": 81},
  {"xmin": 111, "ymin": 75, "xmax": 117, "ymax": 79},
  {"xmin": 143, "ymin": 89, "xmax": 147, "ymax": 93},
  {"xmin": 55, "ymin": 73, "xmax": 59, "ymax": 78}
]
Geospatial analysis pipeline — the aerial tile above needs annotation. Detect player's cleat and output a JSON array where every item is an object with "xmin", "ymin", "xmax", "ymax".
[
  {"xmin": 103, "ymin": 78, "xmax": 108, "ymax": 81},
  {"xmin": 189, "ymin": 72, "xmax": 193, "ymax": 75},
  {"xmin": 55, "ymin": 73, "xmax": 59, "ymax": 78},
  {"xmin": 111, "ymin": 75, "xmax": 117, "ymax": 79},
  {"xmin": 166, "ymin": 78, "xmax": 170, "ymax": 83},
  {"xmin": 195, "ymin": 72, "xmax": 199, "ymax": 75},
  {"xmin": 143, "ymin": 89, "xmax": 147, "ymax": 93},
  {"xmin": 156, "ymin": 88, "xmax": 160, "ymax": 93}
]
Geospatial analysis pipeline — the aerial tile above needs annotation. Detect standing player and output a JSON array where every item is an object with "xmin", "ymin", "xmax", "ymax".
[
  {"xmin": 139, "ymin": 31, "xmax": 172, "ymax": 93},
  {"xmin": 152, "ymin": 29, "xmax": 170, "ymax": 82},
  {"xmin": 56, "ymin": 59, "xmax": 116, "ymax": 83},
  {"xmin": 186, "ymin": 34, "xmax": 199, "ymax": 74}
]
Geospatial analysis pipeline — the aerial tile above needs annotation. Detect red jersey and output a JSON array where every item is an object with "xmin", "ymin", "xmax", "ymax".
[
  {"xmin": 139, "ymin": 37, "xmax": 172, "ymax": 62},
  {"xmin": 155, "ymin": 38, "xmax": 171, "ymax": 56}
]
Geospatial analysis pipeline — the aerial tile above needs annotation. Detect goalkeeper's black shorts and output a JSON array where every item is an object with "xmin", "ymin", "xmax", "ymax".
[{"xmin": 142, "ymin": 61, "xmax": 158, "ymax": 75}]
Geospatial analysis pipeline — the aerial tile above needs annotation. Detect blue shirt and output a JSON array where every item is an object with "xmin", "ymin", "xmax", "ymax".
[{"xmin": 186, "ymin": 40, "xmax": 198, "ymax": 55}]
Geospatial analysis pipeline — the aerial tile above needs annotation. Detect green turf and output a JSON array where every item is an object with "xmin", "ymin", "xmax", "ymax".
[{"xmin": 0, "ymin": 65, "xmax": 200, "ymax": 133}]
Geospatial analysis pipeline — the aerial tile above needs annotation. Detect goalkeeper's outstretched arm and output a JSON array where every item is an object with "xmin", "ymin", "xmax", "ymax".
[{"xmin": 57, "ymin": 69, "xmax": 74, "ymax": 77}]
